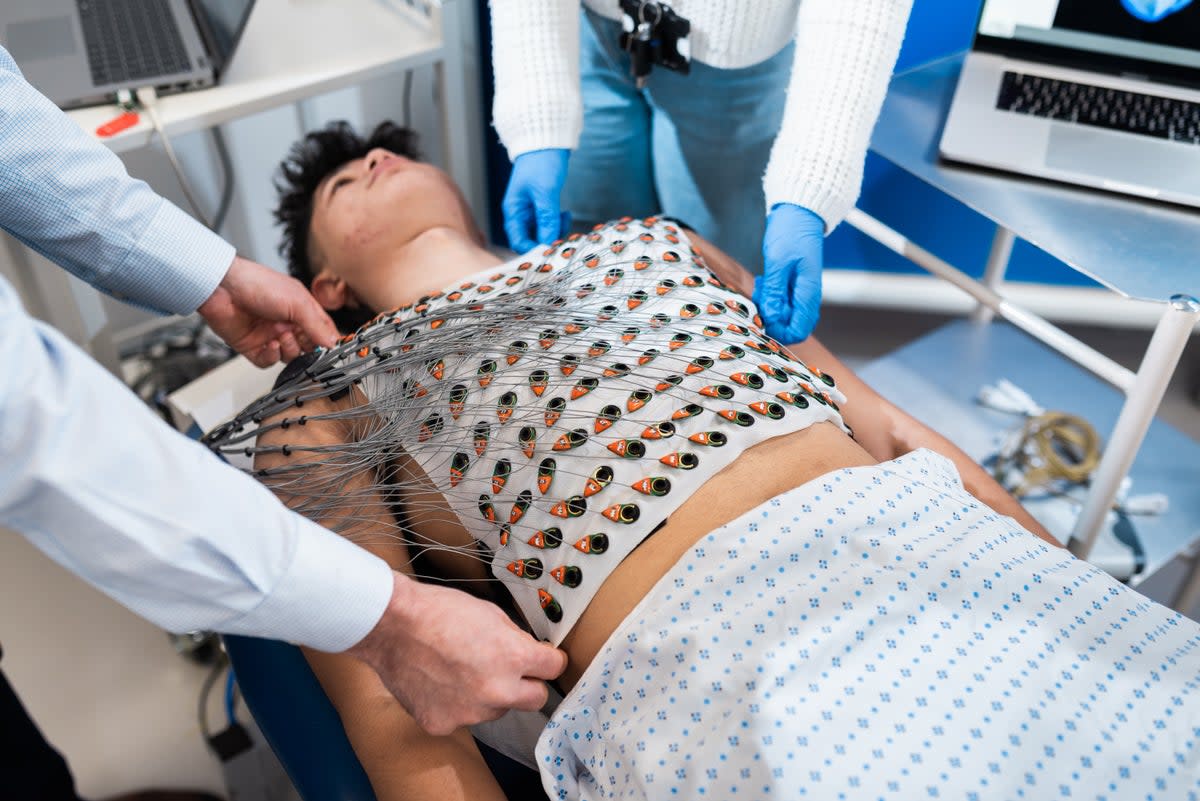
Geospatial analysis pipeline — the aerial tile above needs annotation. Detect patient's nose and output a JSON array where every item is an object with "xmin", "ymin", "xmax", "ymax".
[{"xmin": 365, "ymin": 148, "xmax": 394, "ymax": 173}]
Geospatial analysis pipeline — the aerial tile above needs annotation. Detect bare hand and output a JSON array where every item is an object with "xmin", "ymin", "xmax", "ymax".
[
  {"xmin": 198, "ymin": 256, "xmax": 338, "ymax": 367},
  {"xmin": 346, "ymin": 572, "xmax": 567, "ymax": 736}
]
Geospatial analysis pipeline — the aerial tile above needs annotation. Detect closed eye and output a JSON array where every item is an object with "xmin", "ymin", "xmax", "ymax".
[{"xmin": 329, "ymin": 175, "xmax": 353, "ymax": 198}]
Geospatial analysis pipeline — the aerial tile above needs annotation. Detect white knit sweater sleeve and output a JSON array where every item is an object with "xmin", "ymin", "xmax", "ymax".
[
  {"xmin": 763, "ymin": 0, "xmax": 913, "ymax": 232},
  {"xmin": 489, "ymin": 0, "xmax": 583, "ymax": 159}
]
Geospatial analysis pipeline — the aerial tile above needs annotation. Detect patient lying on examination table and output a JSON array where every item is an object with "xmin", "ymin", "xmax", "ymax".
[{"xmin": 206, "ymin": 122, "xmax": 1200, "ymax": 801}]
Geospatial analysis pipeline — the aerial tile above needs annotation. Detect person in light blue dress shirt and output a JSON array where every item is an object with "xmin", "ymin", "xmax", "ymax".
[{"xmin": 0, "ymin": 44, "xmax": 565, "ymax": 798}]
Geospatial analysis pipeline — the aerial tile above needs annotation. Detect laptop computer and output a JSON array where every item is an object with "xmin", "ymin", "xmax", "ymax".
[
  {"xmin": 940, "ymin": 0, "xmax": 1200, "ymax": 207},
  {"xmin": 0, "ymin": 0, "xmax": 255, "ymax": 110}
]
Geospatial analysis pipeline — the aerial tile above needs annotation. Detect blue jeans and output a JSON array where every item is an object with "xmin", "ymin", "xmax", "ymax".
[{"xmin": 562, "ymin": 8, "xmax": 793, "ymax": 273}]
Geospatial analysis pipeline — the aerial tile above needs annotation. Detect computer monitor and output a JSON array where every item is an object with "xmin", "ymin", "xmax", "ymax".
[{"xmin": 976, "ymin": 0, "xmax": 1200, "ymax": 88}]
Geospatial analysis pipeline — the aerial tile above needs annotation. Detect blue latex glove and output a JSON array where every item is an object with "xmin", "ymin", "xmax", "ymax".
[
  {"xmin": 1121, "ymin": 0, "xmax": 1193, "ymax": 21},
  {"xmin": 502, "ymin": 148, "xmax": 571, "ymax": 253},
  {"xmin": 753, "ymin": 203, "xmax": 826, "ymax": 344}
]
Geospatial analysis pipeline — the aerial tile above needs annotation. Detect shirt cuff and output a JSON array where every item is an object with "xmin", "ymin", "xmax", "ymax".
[
  {"xmin": 225, "ymin": 518, "xmax": 396, "ymax": 653},
  {"xmin": 107, "ymin": 200, "xmax": 235, "ymax": 315},
  {"xmin": 497, "ymin": 125, "xmax": 581, "ymax": 163},
  {"xmin": 764, "ymin": 177, "xmax": 851, "ymax": 235}
]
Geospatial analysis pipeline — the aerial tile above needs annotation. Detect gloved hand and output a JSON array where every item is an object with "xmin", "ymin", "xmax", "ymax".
[
  {"xmin": 502, "ymin": 148, "xmax": 571, "ymax": 253},
  {"xmin": 1121, "ymin": 0, "xmax": 1193, "ymax": 22},
  {"xmin": 753, "ymin": 203, "xmax": 826, "ymax": 344}
]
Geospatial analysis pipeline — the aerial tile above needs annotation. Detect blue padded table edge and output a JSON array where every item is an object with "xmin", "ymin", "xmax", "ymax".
[
  {"xmin": 223, "ymin": 634, "xmax": 378, "ymax": 800},
  {"xmin": 223, "ymin": 635, "xmax": 550, "ymax": 801}
]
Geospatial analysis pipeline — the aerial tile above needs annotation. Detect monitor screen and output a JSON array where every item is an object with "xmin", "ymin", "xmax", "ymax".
[
  {"xmin": 978, "ymin": 0, "xmax": 1200, "ymax": 71},
  {"xmin": 191, "ymin": 0, "xmax": 256, "ymax": 70}
]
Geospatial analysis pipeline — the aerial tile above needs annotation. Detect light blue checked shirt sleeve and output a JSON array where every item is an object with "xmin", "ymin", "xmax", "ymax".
[
  {"xmin": 0, "ymin": 45, "xmax": 232, "ymax": 314},
  {"xmin": 0, "ymin": 274, "xmax": 395, "ymax": 651}
]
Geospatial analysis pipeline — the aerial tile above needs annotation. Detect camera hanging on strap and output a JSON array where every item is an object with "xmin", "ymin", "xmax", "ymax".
[{"xmin": 618, "ymin": 1, "xmax": 691, "ymax": 88}]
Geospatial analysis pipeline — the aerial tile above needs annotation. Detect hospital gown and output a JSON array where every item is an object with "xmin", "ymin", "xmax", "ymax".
[{"xmin": 539, "ymin": 449, "xmax": 1200, "ymax": 800}]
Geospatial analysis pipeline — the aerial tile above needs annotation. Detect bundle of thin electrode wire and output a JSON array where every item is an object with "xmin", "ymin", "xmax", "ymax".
[
  {"xmin": 207, "ymin": 266, "xmax": 584, "ymax": 589},
  {"xmin": 203, "ymin": 249, "xmax": 838, "ymax": 597}
]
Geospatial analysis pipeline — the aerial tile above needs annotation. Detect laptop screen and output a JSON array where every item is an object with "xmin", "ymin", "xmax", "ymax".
[
  {"xmin": 978, "ymin": 0, "xmax": 1200, "ymax": 72},
  {"xmin": 191, "ymin": 0, "xmax": 256, "ymax": 72}
]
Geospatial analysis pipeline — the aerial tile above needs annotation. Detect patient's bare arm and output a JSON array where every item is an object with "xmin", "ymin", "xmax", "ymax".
[
  {"xmin": 254, "ymin": 391, "xmax": 509, "ymax": 801},
  {"xmin": 788, "ymin": 336, "xmax": 1058, "ymax": 544},
  {"xmin": 687, "ymin": 229, "xmax": 1058, "ymax": 545}
]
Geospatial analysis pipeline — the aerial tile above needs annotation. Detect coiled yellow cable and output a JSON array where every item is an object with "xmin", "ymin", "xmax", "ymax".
[{"xmin": 993, "ymin": 411, "xmax": 1101, "ymax": 498}]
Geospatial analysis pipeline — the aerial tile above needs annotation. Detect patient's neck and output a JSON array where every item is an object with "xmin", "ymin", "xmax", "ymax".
[{"xmin": 370, "ymin": 226, "xmax": 503, "ymax": 311}]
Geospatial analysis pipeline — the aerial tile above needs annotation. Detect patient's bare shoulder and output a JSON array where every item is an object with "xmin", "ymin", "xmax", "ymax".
[
  {"xmin": 680, "ymin": 227, "xmax": 756, "ymax": 298},
  {"xmin": 252, "ymin": 380, "xmax": 366, "ymax": 471},
  {"xmin": 249, "ymin": 355, "xmax": 491, "ymax": 588},
  {"xmin": 250, "ymin": 355, "xmax": 382, "ymax": 533}
]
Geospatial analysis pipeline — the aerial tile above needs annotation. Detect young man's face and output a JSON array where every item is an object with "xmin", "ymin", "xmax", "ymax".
[{"xmin": 307, "ymin": 147, "xmax": 477, "ymax": 305}]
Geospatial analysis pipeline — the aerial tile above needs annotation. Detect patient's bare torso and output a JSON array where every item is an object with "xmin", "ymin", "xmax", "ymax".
[
  {"xmin": 215, "ymin": 217, "xmax": 878, "ymax": 690},
  {"xmin": 385, "ymin": 418, "xmax": 874, "ymax": 690}
]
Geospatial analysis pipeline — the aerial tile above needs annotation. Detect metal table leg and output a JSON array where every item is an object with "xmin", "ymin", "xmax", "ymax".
[
  {"xmin": 1068, "ymin": 295, "xmax": 1200, "ymax": 561},
  {"xmin": 970, "ymin": 226, "xmax": 1015, "ymax": 325}
]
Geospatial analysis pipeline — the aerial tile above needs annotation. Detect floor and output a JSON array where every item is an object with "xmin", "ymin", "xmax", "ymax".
[{"xmin": 1, "ymin": 304, "xmax": 1197, "ymax": 800}]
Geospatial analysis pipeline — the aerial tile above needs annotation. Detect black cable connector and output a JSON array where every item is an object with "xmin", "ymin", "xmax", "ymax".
[{"xmin": 208, "ymin": 721, "xmax": 254, "ymax": 763}]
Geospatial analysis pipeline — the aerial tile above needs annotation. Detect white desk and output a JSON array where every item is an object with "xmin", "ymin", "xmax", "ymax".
[
  {"xmin": 67, "ymin": 1, "xmax": 435, "ymax": 148},
  {"xmin": 4, "ymin": 0, "xmax": 482, "ymax": 363}
]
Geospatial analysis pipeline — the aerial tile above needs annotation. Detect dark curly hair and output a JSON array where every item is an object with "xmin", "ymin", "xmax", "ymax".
[{"xmin": 274, "ymin": 120, "xmax": 420, "ymax": 331}]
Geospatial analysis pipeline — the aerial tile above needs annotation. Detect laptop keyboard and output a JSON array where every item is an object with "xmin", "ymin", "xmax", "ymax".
[
  {"xmin": 77, "ymin": 0, "xmax": 192, "ymax": 87},
  {"xmin": 997, "ymin": 71, "xmax": 1200, "ymax": 145}
]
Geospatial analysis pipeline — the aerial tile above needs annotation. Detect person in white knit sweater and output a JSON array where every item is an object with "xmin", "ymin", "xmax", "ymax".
[{"xmin": 489, "ymin": 0, "xmax": 913, "ymax": 345}]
